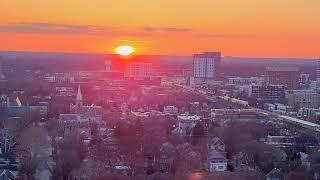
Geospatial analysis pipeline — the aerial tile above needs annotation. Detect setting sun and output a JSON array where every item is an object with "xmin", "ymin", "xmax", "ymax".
[{"xmin": 115, "ymin": 45, "xmax": 135, "ymax": 56}]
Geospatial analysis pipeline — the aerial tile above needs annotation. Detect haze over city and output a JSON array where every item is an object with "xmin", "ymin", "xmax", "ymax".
[{"xmin": 1, "ymin": 1, "xmax": 320, "ymax": 180}]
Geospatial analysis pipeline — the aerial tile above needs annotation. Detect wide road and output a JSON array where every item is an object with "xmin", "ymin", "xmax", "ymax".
[{"xmin": 174, "ymin": 84, "xmax": 320, "ymax": 133}]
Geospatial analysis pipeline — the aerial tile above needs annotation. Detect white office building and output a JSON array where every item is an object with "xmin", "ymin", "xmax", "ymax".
[
  {"xmin": 176, "ymin": 114, "xmax": 201, "ymax": 135},
  {"xmin": 228, "ymin": 77, "xmax": 264, "ymax": 85},
  {"xmin": 193, "ymin": 52, "xmax": 221, "ymax": 79}
]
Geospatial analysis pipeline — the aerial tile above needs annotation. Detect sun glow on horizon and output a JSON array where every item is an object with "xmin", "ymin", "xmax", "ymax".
[{"xmin": 115, "ymin": 45, "xmax": 135, "ymax": 56}]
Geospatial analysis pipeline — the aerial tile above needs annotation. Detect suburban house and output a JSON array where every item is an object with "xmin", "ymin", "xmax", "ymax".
[
  {"xmin": 0, "ymin": 169, "xmax": 16, "ymax": 180},
  {"xmin": 299, "ymin": 152, "xmax": 311, "ymax": 169},
  {"xmin": 208, "ymin": 137, "xmax": 227, "ymax": 172},
  {"xmin": 0, "ymin": 152, "xmax": 18, "ymax": 180},
  {"xmin": 177, "ymin": 113, "xmax": 201, "ymax": 135},
  {"xmin": 209, "ymin": 137, "xmax": 225, "ymax": 151}
]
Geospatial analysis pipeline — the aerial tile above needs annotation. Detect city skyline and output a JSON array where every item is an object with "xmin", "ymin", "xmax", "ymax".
[
  {"xmin": 1, "ymin": 0, "xmax": 320, "ymax": 58},
  {"xmin": 2, "ymin": 1, "xmax": 320, "ymax": 179}
]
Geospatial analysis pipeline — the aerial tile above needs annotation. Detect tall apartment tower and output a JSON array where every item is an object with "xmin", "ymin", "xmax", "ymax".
[
  {"xmin": 193, "ymin": 52, "xmax": 221, "ymax": 79},
  {"xmin": 317, "ymin": 60, "xmax": 320, "ymax": 91}
]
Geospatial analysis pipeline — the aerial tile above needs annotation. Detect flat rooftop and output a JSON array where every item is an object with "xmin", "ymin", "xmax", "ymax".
[{"xmin": 266, "ymin": 67, "xmax": 299, "ymax": 72}]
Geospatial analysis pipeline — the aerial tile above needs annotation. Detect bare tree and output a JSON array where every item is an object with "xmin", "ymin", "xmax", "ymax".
[
  {"xmin": 0, "ymin": 128, "xmax": 17, "ymax": 153},
  {"xmin": 53, "ymin": 133, "xmax": 85, "ymax": 180},
  {"xmin": 17, "ymin": 125, "xmax": 49, "ymax": 179},
  {"xmin": 174, "ymin": 143, "xmax": 201, "ymax": 175}
]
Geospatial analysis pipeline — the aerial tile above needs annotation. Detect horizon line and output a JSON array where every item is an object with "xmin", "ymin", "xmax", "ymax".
[{"xmin": 0, "ymin": 49, "xmax": 318, "ymax": 60}]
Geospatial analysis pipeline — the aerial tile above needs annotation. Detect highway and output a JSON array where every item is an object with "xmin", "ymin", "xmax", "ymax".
[{"xmin": 175, "ymin": 84, "xmax": 320, "ymax": 133}]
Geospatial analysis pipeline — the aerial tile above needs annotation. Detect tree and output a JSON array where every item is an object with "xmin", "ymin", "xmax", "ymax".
[
  {"xmin": 0, "ymin": 106, "xmax": 8, "ymax": 128},
  {"xmin": 174, "ymin": 143, "xmax": 201, "ymax": 174},
  {"xmin": 285, "ymin": 171, "xmax": 312, "ymax": 180},
  {"xmin": 118, "ymin": 134, "xmax": 142, "ymax": 177},
  {"xmin": 284, "ymin": 148, "xmax": 302, "ymax": 172},
  {"xmin": 90, "ymin": 121, "xmax": 102, "ymax": 145},
  {"xmin": 17, "ymin": 125, "xmax": 49, "ymax": 179},
  {"xmin": 133, "ymin": 119, "xmax": 144, "ymax": 140},
  {"xmin": 114, "ymin": 121, "xmax": 129, "ymax": 137},
  {"xmin": 53, "ymin": 133, "xmax": 85, "ymax": 180},
  {"xmin": 91, "ymin": 128, "xmax": 119, "ymax": 174},
  {"xmin": 114, "ymin": 121, "xmax": 143, "ymax": 177},
  {"xmin": 0, "ymin": 113, "xmax": 22, "ymax": 154},
  {"xmin": 191, "ymin": 122, "xmax": 205, "ymax": 145},
  {"xmin": 19, "ymin": 155, "xmax": 38, "ymax": 180},
  {"xmin": 0, "ymin": 128, "xmax": 16, "ymax": 153},
  {"xmin": 238, "ymin": 141, "xmax": 280, "ymax": 173}
]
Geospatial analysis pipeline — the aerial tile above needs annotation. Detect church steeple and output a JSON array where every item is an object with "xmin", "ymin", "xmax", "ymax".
[{"xmin": 76, "ymin": 85, "xmax": 83, "ymax": 108}]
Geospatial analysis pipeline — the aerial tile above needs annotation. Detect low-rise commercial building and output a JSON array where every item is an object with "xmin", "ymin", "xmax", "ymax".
[
  {"xmin": 163, "ymin": 106, "xmax": 179, "ymax": 115},
  {"xmin": 249, "ymin": 85, "xmax": 285, "ymax": 103},
  {"xmin": 285, "ymin": 90, "xmax": 320, "ymax": 109},
  {"xmin": 228, "ymin": 77, "xmax": 264, "ymax": 86}
]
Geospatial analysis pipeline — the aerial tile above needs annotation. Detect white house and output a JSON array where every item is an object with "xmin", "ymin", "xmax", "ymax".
[
  {"xmin": 209, "ymin": 137, "xmax": 225, "ymax": 151},
  {"xmin": 177, "ymin": 114, "xmax": 201, "ymax": 135},
  {"xmin": 208, "ymin": 137, "xmax": 227, "ymax": 172},
  {"xmin": 208, "ymin": 150, "xmax": 227, "ymax": 172}
]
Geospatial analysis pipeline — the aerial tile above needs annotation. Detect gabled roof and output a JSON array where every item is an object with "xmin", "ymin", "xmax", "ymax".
[
  {"xmin": 209, "ymin": 137, "xmax": 225, "ymax": 146},
  {"xmin": 0, "ymin": 169, "xmax": 15, "ymax": 180},
  {"xmin": 299, "ymin": 152, "xmax": 310, "ymax": 161}
]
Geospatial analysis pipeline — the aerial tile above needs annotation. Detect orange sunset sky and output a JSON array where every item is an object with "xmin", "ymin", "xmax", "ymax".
[{"xmin": 1, "ymin": 0, "xmax": 320, "ymax": 58}]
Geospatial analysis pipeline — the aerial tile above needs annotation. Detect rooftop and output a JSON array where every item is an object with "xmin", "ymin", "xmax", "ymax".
[
  {"xmin": 266, "ymin": 67, "xmax": 299, "ymax": 72},
  {"xmin": 177, "ymin": 114, "xmax": 201, "ymax": 121}
]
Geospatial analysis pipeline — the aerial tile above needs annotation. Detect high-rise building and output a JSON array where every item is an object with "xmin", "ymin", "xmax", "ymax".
[
  {"xmin": 317, "ymin": 60, "xmax": 320, "ymax": 90},
  {"xmin": 124, "ymin": 62, "xmax": 153, "ymax": 80},
  {"xmin": 265, "ymin": 67, "xmax": 300, "ymax": 90},
  {"xmin": 193, "ymin": 52, "xmax": 221, "ymax": 79}
]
